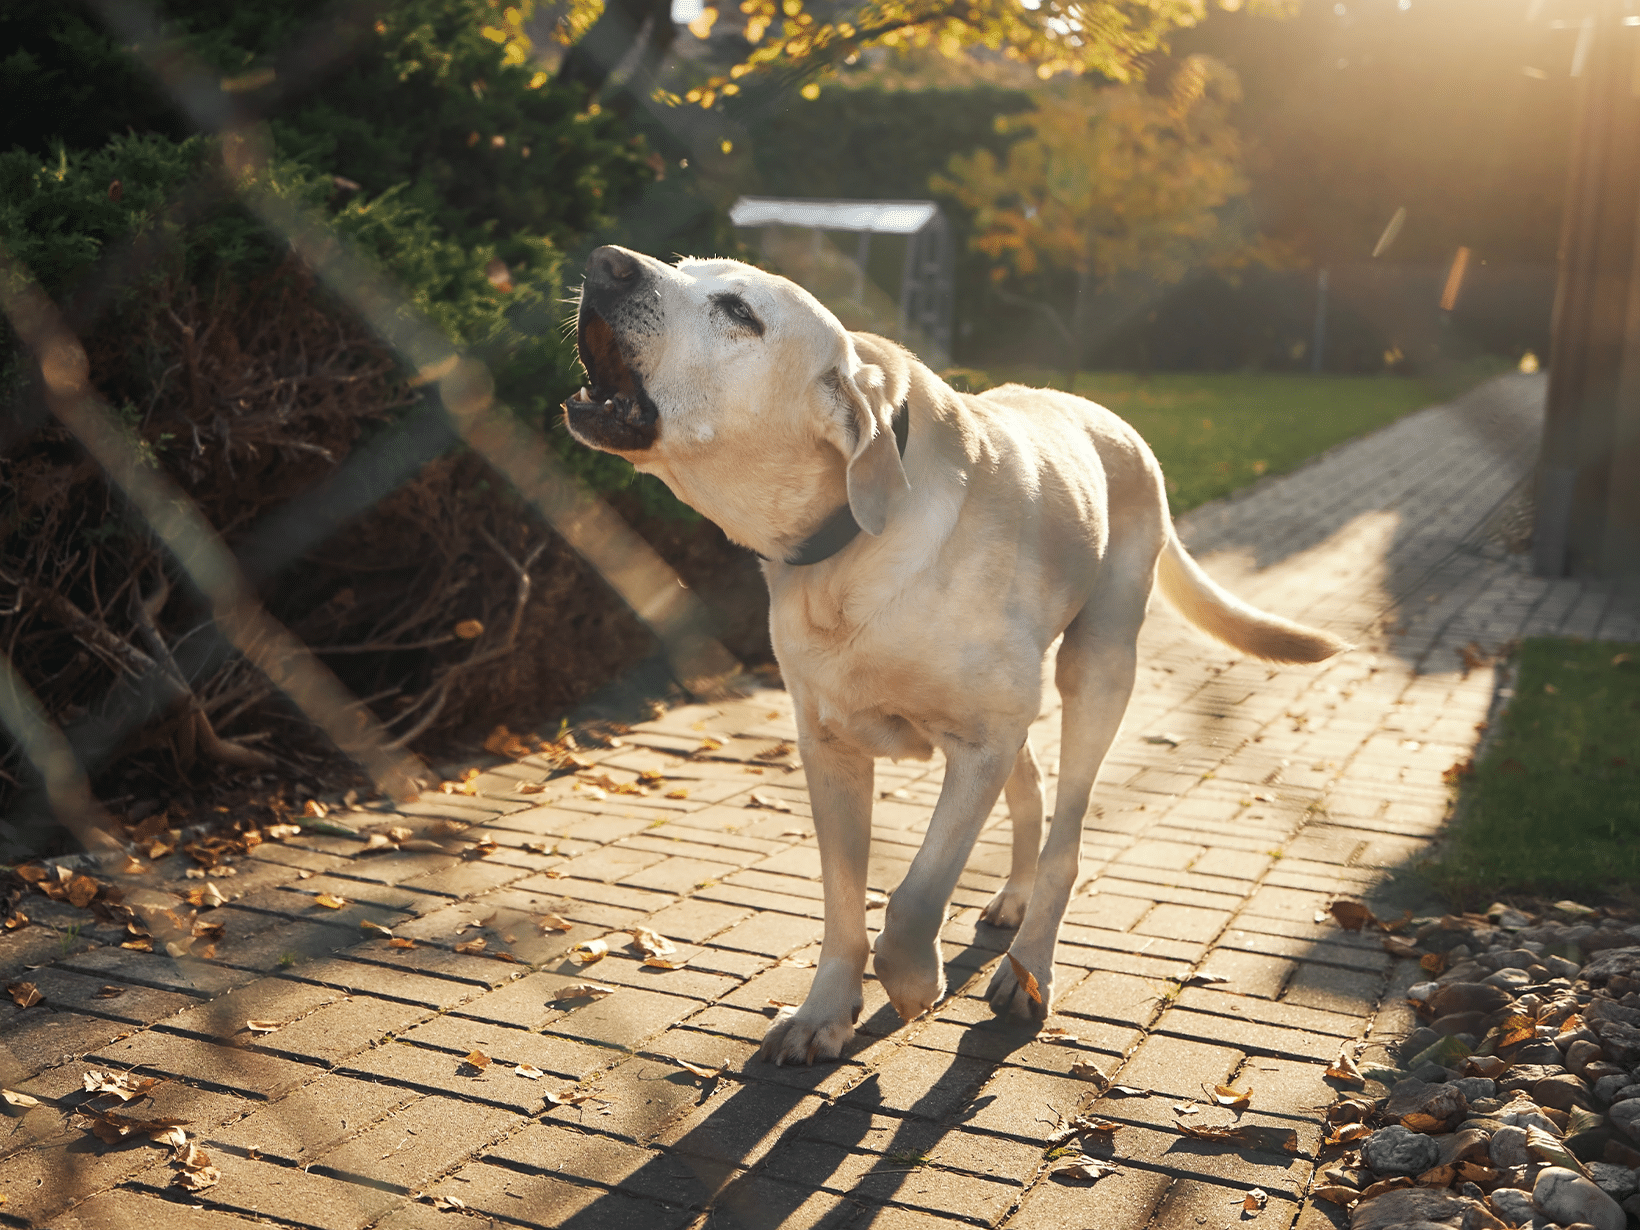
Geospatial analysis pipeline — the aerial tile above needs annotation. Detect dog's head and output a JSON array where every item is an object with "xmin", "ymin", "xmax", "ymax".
[{"xmin": 563, "ymin": 245, "xmax": 911, "ymax": 558}]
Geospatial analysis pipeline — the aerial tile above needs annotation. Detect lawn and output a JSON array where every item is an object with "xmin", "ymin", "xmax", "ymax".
[
  {"xmin": 952, "ymin": 359, "xmax": 1512, "ymax": 512},
  {"xmin": 1427, "ymin": 638, "xmax": 1640, "ymax": 907}
]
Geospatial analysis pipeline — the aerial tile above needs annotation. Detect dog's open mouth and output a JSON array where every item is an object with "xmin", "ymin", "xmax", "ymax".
[{"xmin": 562, "ymin": 308, "xmax": 659, "ymax": 453}]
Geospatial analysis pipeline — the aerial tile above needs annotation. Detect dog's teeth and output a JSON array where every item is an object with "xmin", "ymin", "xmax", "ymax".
[
  {"xmin": 578, "ymin": 386, "xmax": 589, "ymax": 402},
  {"xmin": 604, "ymin": 399, "xmax": 614, "ymax": 409}
]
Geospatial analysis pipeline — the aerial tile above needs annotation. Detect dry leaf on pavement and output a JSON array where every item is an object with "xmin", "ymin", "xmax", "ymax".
[
  {"xmin": 245, "ymin": 1021, "xmax": 282, "ymax": 1034},
  {"xmin": 388, "ymin": 937, "xmax": 417, "ymax": 948},
  {"xmin": 543, "ymin": 1088, "xmax": 597, "ymax": 1108},
  {"xmin": 1069, "ymin": 1062, "xmax": 1110, "ymax": 1089},
  {"xmin": 454, "ymin": 939, "xmax": 488, "ymax": 955},
  {"xmin": 173, "ymin": 1166, "xmax": 220, "ymax": 1191},
  {"xmin": 537, "ymin": 914, "xmax": 572, "ymax": 933},
  {"xmin": 779, "ymin": 957, "xmax": 817, "ymax": 968},
  {"xmin": 360, "ymin": 920, "xmax": 393, "ymax": 936},
  {"xmin": 1325, "ymin": 1049, "xmax": 1365, "ymax": 1084},
  {"xmin": 552, "ymin": 982, "xmax": 615, "ymax": 1002},
  {"xmin": 82, "ymin": 1071, "xmax": 162, "ymax": 1102},
  {"xmin": 630, "ymin": 927, "xmax": 676, "ymax": 958},
  {"xmin": 1046, "ymin": 1115, "xmax": 1122, "ymax": 1147},
  {"xmin": 313, "ymin": 893, "xmax": 346, "ymax": 910},
  {"xmin": 1, "ymin": 1089, "xmax": 40, "ymax": 1110},
  {"xmin": 7, "ymin": 982, "xmax": 42, "ymax": 1008},
  {"xmin": 1325, "ymin": 900, "xmax": 1378, "ymax": 931},
  {"xmin": 514, "ymin": 1064, "xmax": 545, "ymax": 1080},
  {"xmin": 643, "ymin": 957, "xmax": 689, "ymax": 969},
  {"xmin": 463, "ymin": 1050, "xmax": 491, "ymax": 1071},
  {"xmin": 1208, "ymin": 1083, "xmax": 1251, "ymax": 1110},
  {"xmin": 570, "ymin": 939, "xmax": 607, "ymax": 965},
  {"xmin": 1052, "ymin": 1156, "xmax": 1119, "ymax": 1182},
  {"xmin": 746, "ymin": 792, "xmax": 793, "ymax": 813},
  {"xmin": 670, "ymin": 1057, "xmax": 725, "ymax": 1080},
  {"xmin": 1183, "ymin": 972, "xmax": 1229, "ymax": 986},
  {"xmin": 1243, "ymin": 1188, "xmax": 1269, "ymax": 1213}
]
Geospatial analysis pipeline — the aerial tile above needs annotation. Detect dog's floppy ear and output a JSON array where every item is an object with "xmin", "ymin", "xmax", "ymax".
[{"xmin": 824, "ymin": 360, "xmax": 909, "ymax": 536}]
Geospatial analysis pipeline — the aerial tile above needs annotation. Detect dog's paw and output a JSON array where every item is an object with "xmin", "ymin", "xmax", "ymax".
[
  {"xmin": 985, "ymin": 951, "xmax": 1052, "ymax": 1023},
  {"xmin": 873, "ymin": 931, "xmax": 946, "ymax": 1022},
  {"xmin": 979, "ymin": 884, "xmax": 1031, "ymax": 929},
  {"xmin": 755, "ymin": 1001, "xmax": 858, "ymax": 1066}
]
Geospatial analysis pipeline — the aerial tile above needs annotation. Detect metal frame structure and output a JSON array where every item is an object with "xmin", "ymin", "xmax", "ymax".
[{"xmin": 728, "ymin": 196, "xmax": 955, "ymax": 367}]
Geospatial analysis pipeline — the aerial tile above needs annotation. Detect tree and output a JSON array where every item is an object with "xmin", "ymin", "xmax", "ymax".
[{"xmin": 934, "ymin": 54, "xmax": 1266, "ymax": 380}]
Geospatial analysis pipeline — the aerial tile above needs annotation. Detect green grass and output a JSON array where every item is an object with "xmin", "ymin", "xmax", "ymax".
[
  {"xmin": 1427, "ymin": 639, "xmax": 1640, "ymax": 906},
  {"xmin": 949, "ymin": 359, "xmax": 1511, "ymax": 512}
]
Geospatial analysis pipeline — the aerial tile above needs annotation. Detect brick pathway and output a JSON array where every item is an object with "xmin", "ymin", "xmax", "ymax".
[{"xmin": 5, "ymin": 371, "xmax": 1638, "ymax": 1230}]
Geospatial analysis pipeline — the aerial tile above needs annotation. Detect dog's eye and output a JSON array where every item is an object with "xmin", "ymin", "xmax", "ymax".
[{"xmin": 712, "ymin": 293, "xmax": 762, "ymax": 334}]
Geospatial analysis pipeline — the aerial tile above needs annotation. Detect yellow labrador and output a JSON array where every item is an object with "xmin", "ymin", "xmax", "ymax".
[{"xmin": 564, "ymin": 246, "xmax": 1346, "ymax": 1065}]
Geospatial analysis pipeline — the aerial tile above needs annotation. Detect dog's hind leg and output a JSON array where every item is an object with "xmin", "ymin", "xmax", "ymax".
[
  {"xmin": 986, "ymin": 548, "xmax": 1153, "ymax": 1023},
  {"xmin": 757, "ymin": 736, "xmax": 874, "ymax": 1065},
  {"xmin": 979, "ymin": 740, "xmax": 1045, "ymax": 929}
]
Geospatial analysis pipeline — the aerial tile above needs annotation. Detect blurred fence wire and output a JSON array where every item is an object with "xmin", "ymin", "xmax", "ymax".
[{"xmin": 1, "ymin": 0, "xmax": 738, "ymax": 840}]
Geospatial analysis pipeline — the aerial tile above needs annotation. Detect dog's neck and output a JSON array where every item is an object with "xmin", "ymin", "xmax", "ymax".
[{"xmin": 766, "ymin": 399, "xmax": 910, "ymax": 567}]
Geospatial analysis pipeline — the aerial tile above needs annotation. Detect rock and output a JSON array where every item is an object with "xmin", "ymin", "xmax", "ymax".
[
  {"xmin": 1586, "ymin": 999, "xmax": 1640, "ymax": 1029},
  {"xmin": 1534, "ymin": 1073, "xmax": 1594, "ymax": 1111},
  {"xmin": 1350, "ymin": 1187, "xmax": 1497, "ymax": 1230},
  {"xmin": 1512, "ymin": 1041, "xmax": 1566, "ymax": 1066},
  {"xmin": 1564, "ymin": 1043, "xmax": 1606, "ymax": 1073},
  {"xmin": 1548, "ymin": 955, "xmax": 1583, "ymax": 980},
  {"xmin": 1487, "ymin": 1187, "xmax": 1536, "ymax": 1227},
  {"xmin": 1434, "ymin": 1012, "xmax": 1495, "ymax": 1039},
  {"xmin": 1582, "ymin": 948, "xmax": 1640, "ymax": 985},
  {"xmin": 1388, "ymin": 1078, "xmax": 1470, "ymax": 1128},
  {"xmin": 1584, "ymin": 1060, "xmax": 1627, "ymax": 1083},
  {"xmin": 1532, "ymin": 1165, "xmax": 1626, "ymax": 1230},
  {"xmin": 1453, "ymin": 1077, "xmax": 1497, "ymax": 1102},
  {"xmin": 1609, "ymin": 1097, "xmax": 1640, "ymax": 1143},
  {"xmin": 1438, "ymin": 961, "xmax": 1489, "ymax": 986},
  {"xmin": 1364, "ymin": 1124, "xmax": 1442, "ymax": 1176},
  {"xmin": 1559, "ymin": 1026, "xmax": 1602, "ymax": 1052},
  {"xmin": 1484, "ymin": 948, "xmax": 1544, "ymax": 973},
  {"xmin": 1593, "ymin": 1020, "xmax": 1640, "ymax": 1066},
  {"xmin": 1582, "ymin": 929, "xmax": 1633, "ymax": 956},
  {"xmin": 1430, "ymin": 982, "xmax": 1517, "ymax": 1017},
  {"xmin": 1413, "ymin": 1062, "xmax": 1456, "ymax": 1084},
  {"xmin": 1585, "ymin": 1160, "xmax": 1637, "ymax": 1201},
  {"xmin": 1492, "ymin": 1124, "xmax": 1530, "ymax": 1167},
  {"xmin": 1593, "ymin": 1074, "xmax": 1633, "ymax": 1104},
  {"xmin": 1502, "ymin": 1065, "xmax": 1570, "ymax": 1092},
  {"xmin": 1437, "ymin": 1128, "xmax": 1494, "ymax": 1167},
  {"xmin": 1401, "ymin": 1026, "xmax": 1442, "ymax": 1065},
  {"xmin": 1525, "ymin": 964, "xmax": 1552, "ymax": 983},
  {"xmin": 1605, "ymin": 1138, "xmax": 1640, "ymax": 1167},
  {"xmin": 1624, "ymin": 1193, "xmax": 1640, "ymax": 1223},
  {"xmin": 1483, "ymin": 968, "xmax": 1532, "ymax": 991}
]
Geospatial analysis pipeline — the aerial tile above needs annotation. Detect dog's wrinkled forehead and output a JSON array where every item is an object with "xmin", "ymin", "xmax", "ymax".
[{"xmin": 668, "ymin": 257, "xmax": 843, "ymax": 342}]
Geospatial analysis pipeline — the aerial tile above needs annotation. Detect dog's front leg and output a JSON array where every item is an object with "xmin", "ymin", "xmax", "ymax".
[
  {"xmin": 874, "ymin": 739, "xmax": 1019, "ymax": 1022},
  {"xmin": 755, "ymin": 736, "xmax": 873, "ymax": 1065}
]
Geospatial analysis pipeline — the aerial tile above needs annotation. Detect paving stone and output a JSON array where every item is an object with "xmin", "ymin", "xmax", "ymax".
[
  {"xmin": 399, "ymin": 1012, "xmax": 610, "ymax": 1080},
  {"xmin": 711, "ymin": 911, "xmax": 826, "ymax": 957},
  {"xmin": 1053, "ymin": 969, "xmax": 1168, "ymax": 1026},
  {"xmin": 141, "ymin": 1154, "xmax": 403, "ymax": 1228},
  {"xmin": 53, "ymin": 1188, "xmax": 269, "ymax": 1230},
  {"xmin": 254, "ymin": 992, "xmax": 432, "ymax": 1064},
  {"xmin": 1115, "ymin": 1032, "xmax": 1244, "ymax": 1098},
  {"xmin": 314, "ymin": 1093, "xmax": 520, "ymax": 1191},
  {"xmin": 60, "ymin": 946, "xmax": 253, "ymax": 997},
  {"xmin": 546, "ymin": 986, "xmax": 705, "ymax": 1051},
  {"xmin": 207, "ymin": 1072, "xmax": 418, "ymax": 1161},
  {"xmin": 89, "ymin": 1029, "xmax": 321, "ymax": 1098},
  {"xmin": 1284, "ymin": 960, "xmax": 1386, "ymax": 1017}
]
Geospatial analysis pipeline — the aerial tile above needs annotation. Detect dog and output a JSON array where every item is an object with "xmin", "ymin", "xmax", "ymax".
[{"xmin": 563, "ymin": 245, "xmax": 1347, "ymax": 1066}]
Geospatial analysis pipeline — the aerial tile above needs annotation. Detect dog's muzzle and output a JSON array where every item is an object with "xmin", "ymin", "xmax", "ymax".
[{"xmin": 562, "ymin": 246, "xmax": 660, "ymax": 453}]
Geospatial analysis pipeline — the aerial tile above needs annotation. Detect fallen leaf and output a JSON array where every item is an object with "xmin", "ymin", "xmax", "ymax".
[
  {"xmin": 543, "ymin": 1087, "xmax": 597, "ymax": 1108},
  {"xmin": 6, "ymin": 982, "xmax": 42, "ymax": 1009},
  {"xmin": 1525, "ymin": 1124, "xmax": 1590, "ymax": 1176},
  {"xmin": 1327, "ymin": 900, "xmax": 1377, "ymax": 932},
  {"xmin": 152, "ymin": 1125, "xmax": 187, "ymax": 1149},
  {"xmin": 176, "ymin": 1140, "xmax": 212, "ymax": 1170},
  {"xmin": 1311, "ymin": 1185, "xmax": 1359, "ymax": 1206},
  {"xmin": 463, "ymin": 1050, "xmax": 491, "ymax": 1070},
  {"xmin": 1243, "ymin": 1188, "xmax": 1268, "ymax": 1213},
  {"xmin": 81, "ymin": 1071, "xmax": 162, "ymax": 1102},
  {"xmin": 1, "ymin": 1090, "xmax": 40, "ymax": 1110},
  {"xmin": 671, "ymin": 1056, "xmax": 725, "ymax": 1080},
  {"xmin": 1356, "ymin": 1176, "xmax": 1413, "ymax": 1200},
  {"xmin": 455, "ymin": 938, "xmax": 488, "ymax": 955},
  {"xmin": 1382, "ymin": 936, "xmax": 1421, "ymax": 958},
  {"xmin": 1209, "ymin": 1083, "xmax": 1251, "ymax": 1110},
  {"xmin": 551, "ymin": 982, "xmax": 615, "ymax": 1002},
  {"xmin": 665, "ymin": 788, "xmax": 690, "ymax": 800},
  {"xmin": 631, "ymin": 927, "xmax": 676, "ymax": 958},
  {"xmin": 1325, "ymin": 1049, "xmax": 1365, "ymax": 1084},
  {"xmin": 1007, "ymin": 954, "xmax": 1042, "ymax": 1004},
  {"xmin": 571, "ymin": 939, "xmax": 607, "ymax": 965},
  {"xmin": 1414, "ymin": 1163, "xmax": 1455, "ymax": 1187},
  {"xmin": 643, "ymin": 957, "xmax": 689, "ymax": 969},
  {"xmin": 1174, "ymin": 1120, "xmax": 1298, "ymax": 1152},
  {"xmin": 1108, "ymin": 1085, "xmax": 1150, "ymax": 1098},
  {"xmin": 94, "ymin": 986, "xmax": 126, "ymax": 999},
  {"xmin": 245, "ymin": 1020, "xmax": 282, "ymax": 1034},
  {"xmin": 514, "ymin": 1064, "xmax": 545, "ymax": 1080},
  {"xmin": 360, "ymin": 920, "xmax": 393, "ymax": 936},
  {"xmin": 173, "ymin": 1166, "xmax": 220, "ymax": 1191},
  {"xmin": 537, "ymin": 914, "xmax": 572, "ymax": 933},
  {"xmin": 388, "ymin": 937, "xmax": 417, "ymax": 949},
  {"xmin": 1323, "ymin": 1122, "xmax": 1372, "ymax": 1146},
  {"xmin": 454, "ymin": 619, "xmax": 484, "ymax": 640},
  {"xmin": 1401, "ymin": 1112, "xmax": 1445, "ymax": 1132},
  {"xmin": 1052, "ymin": 1155, "xmax": 1119, "ymax": 1182},
  {"xmin": 1069, "ymin": 1062, "xmax": 1109, "ymax": 1088},
  {"xmin": 1184, "ymin": 972, "xmax": 1229, "ymax": 986},
  {"xmin": 1497, "ymin": 1013, "xmax": 1537, "ymax": 1048},
  {"xmin": 266, "ymin": 824, "xmax": 301, "ymax": 840},
  {"xmin": 313, "ymin": 893, "xmax": 346, "ymax": 910},
  {"xmin": 1175, "ymin": 1102, "xmax": 1200, "ymax": 1115},
  {"xmin": 1046, "ymin": 1115, "xmax": 1122, "ymax": 1146},
  {"xmin": 1419, "ymin": 951, "xmax": 1446, "ymax": 975},
  {"xmin": 778, "ymin": 957, "xmax": 817, "ymax": 968},
  {"xmin": 746, "ymin": 792, "xmax": 793, "ymax": 813},
  {"xmin": 3, "ymin": 911, "xmax": 27, "ymax": 929}
]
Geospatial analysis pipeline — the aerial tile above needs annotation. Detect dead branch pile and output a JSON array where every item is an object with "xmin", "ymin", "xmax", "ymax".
[{"xmin": 0, "ymin": 260, "xmax": 762, "ymax": 842}]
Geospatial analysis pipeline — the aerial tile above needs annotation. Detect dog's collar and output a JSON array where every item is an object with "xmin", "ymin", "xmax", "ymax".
[{"xmin": 774, "ymin": 400, "xmax": 910, "ymax": 568}]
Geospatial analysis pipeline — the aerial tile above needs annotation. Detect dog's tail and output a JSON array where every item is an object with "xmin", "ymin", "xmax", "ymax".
[{"xmin": 1155, "ymin": 525, "xmax": 1350, "ymax": 664}]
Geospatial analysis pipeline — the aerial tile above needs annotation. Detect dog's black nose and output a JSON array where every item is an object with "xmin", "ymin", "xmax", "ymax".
[{"xmin": 587, "ymin": 245, "xmax": 640, "ymax": 287}]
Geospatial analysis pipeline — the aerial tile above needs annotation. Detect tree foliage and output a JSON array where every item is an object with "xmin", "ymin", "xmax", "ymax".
[{"xmin": 934, "ymin": 55, "xmax": 1267, "ymax": 372}]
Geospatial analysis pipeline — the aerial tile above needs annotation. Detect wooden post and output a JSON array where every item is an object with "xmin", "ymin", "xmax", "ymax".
[{"xmin": 1535, "ymin": 0, "xmax": 1640, "ymax": 580}]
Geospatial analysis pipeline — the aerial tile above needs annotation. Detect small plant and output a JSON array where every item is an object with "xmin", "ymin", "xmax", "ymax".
[
  {"xmin": 881, "ymin": 1151, "xmax": 932, "ymax": 1170},
  {"xmin": 59, "ymin": 921, "xmax": 82, "ymax": 954},
  {"xmin": 277, "ymin": 951, "xmax": 299, "ymax": 969}
]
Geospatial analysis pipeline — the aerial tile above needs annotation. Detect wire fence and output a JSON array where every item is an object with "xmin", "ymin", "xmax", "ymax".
[{"xmin": 0, "ymin": 4, "xmax": 753, "ymax": 1220}]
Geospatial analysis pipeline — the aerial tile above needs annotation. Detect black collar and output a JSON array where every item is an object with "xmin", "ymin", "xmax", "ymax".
[{"xmin": 775, "ymin": 399, "xmax": 910, "ymax": 567}]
